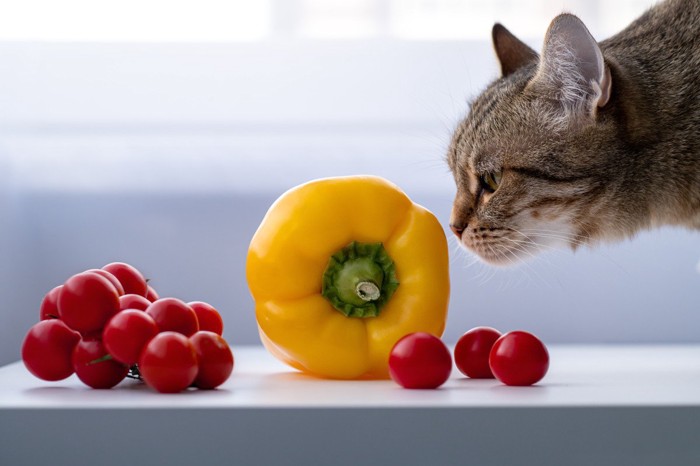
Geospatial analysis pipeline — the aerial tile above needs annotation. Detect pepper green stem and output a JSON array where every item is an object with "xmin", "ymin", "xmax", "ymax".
[
  {"xmin": 356, "ymin": 281, "xmax": 380, "ymax": 301},
  {"xmin": 322, "ymin": 241, "xmax": 399, "ymax": 318}
]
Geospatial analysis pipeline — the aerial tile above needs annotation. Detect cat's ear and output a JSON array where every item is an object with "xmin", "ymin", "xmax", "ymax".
[
  {"xmin": 492, "ymin": 23, "xmax": 538, "ymax": 77},
  {"xmin": 532, "ymin": 14, "xmax": 612, "ymax": 116}
]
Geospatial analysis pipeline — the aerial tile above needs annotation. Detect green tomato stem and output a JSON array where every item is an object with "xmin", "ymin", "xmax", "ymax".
[{"xmin": 87, "ymin": 353, "xmax": 114, "ymax": 365}]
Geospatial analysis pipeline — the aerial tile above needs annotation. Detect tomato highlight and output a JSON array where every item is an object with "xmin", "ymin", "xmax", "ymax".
[
  {"xmin": 22, "ymin": 319, "xmax": 81, "ymax": 381},
  {"xmin": 72, "ymin": 339, "xmax": 129, "ymax": 389},
  {"xmin": 190, "ymin": 331, "xmax": 234, "ymax": 389},
  {"xmin": 188, "ymin": 301, "xmax": 224, "ymax": 336},
  {"xmin": 139, "ymin": 332, "xmax": 199, "ymax": 393},
  {"xmin": 58, "ymin": 272, "xmax": 120, "ymax": 334},
  {"xmin": 103, "ymin": 310, "xmax": 159, "ymax": 365},
  {"xmin": 146, "ymin": 298, "xmax": 199, "ymax": 337},
  {"xmin": 388, "ymin": 332, "xmax": 452, "ymax": 389},
  {"xmin": 102, "ymin": 262, "xmax": 148, "ymax": 297},
  {"xmin": 454, "ymin": 326, "xmax": 501, "ymax": 379},
  {"xmin": 489, "ymin": 331, "xmax": 550, "ymax": 386}
]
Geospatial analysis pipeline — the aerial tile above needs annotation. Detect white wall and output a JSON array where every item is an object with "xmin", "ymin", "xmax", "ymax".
[{"xmin": 1, "ymin": 0, "xmax": 698, "ymax": 365}]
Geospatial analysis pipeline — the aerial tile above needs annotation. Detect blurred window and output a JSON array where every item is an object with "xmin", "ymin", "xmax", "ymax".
[
  {"xmin": 0, "ymin": 1, "xmax": 272, "ymax": 42},
  {"xmin": 0, "ymin": 0, "xmax": 656, "ymax": 42}
]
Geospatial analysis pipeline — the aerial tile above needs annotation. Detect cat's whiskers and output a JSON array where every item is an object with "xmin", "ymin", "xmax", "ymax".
[
  {"xmin": 477, "ymin": 243, "xmax": 501, "ymax": 285},
  {"xmin": 499, "ymin": 236, "xmax": 544, "ymax": 258},
  {"xmin": 453, "ymin": 222, "xmax": 580, "ymax": 286},
  {"xmin": 506, "ymin": 228, "xmax": 570, "ymax": 266},
  {"xmin": 471, "ymin": 259, "xmax": 491, "ymax": 285},
  {"xmin": 501, "ymin": 235, "xmax": 573, "ymax": 262},
  {"xmin": 515, "ymin": 226, "xmax": 604, "ymax": 252},
  {"xmin": 507, "ymin": 228, "xmax": 587, "ymax": 265},
  {"xmin": 511, "ymin": 227, "xmax": 589, "ymax": 248},
  {"xmin": 469, "ymin": 226, "xmax": 569, "ymax": 269},
  {"xmin": 489, "ymin": 240, "xmax": 541, "ymax": 290},
  {"xmin": 448, "ymin": 235, "xmax": 480, "ymax": 268},
  {"xmin": 449, "ymin": 235, "xmax": 492, "ymax": 278},
  {"xmin": 563, "ymin": 218, "xmax": 634, "ymax": 276},
  {"xmin": 498, "ymin": 236, "xmax": 556, "ymax": 288},
  {"xmin": 519, "ymin": 233, "xmax": 586, "ymax": 249},
  {"xmin": 495, "ymin": 248, "xmax": 519, "ymax": 291},
  {"xmin": 450, "ymin": 228, "xmax": 563, "ymax": 289},
  {"xmin": 512, "ymin": 225, "xmax": 632, "ymax": 277}
]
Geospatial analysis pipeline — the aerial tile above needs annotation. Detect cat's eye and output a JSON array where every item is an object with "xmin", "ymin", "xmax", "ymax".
[{"xmin": 480, "ymin": 171, "xmax": 502, "ymax": 193}]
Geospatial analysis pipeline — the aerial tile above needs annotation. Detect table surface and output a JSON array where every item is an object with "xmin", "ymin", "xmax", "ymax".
[
  {"xmin": 4, "ymin": 345, "xmax": 700, "ymax": 466},
  {"xmin": 2, "ymin": 344, "xmax": 700, "ymax": 409}
]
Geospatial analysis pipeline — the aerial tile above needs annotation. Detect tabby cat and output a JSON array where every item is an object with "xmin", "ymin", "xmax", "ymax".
[{"xmin": 447, "ymin": 0, "xmax": 699, "ymax": 265}]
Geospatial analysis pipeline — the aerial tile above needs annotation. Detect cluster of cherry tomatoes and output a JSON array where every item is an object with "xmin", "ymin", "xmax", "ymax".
[
  {"xmin": 388, "ymin": 327, "xmax": 549, "ymax": 389},
  {"xmin": 21, "ymin": 262, "xmax": 233, "ymax": 393}
]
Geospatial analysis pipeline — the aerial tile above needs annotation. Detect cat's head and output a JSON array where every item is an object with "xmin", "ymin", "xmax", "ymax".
[{"xmin": 448, "ymin": 14, "xmax": 619, "ymax": 266}]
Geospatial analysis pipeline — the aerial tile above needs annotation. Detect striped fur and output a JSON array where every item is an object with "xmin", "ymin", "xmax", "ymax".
[{"xmin": 447, "ymin": 0, "xmax": 700, "ymax": 265}]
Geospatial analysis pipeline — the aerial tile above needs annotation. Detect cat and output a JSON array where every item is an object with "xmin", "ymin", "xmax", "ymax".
[{"xmin": 446, "ymin": 0, "xmax": 700, "ymax": 266}]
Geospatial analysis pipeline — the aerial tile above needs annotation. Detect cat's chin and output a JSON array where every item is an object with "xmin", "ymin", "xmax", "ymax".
[
  {"xmin": 462, "ymin": 243, "xmax": 536, "ymax": 267},
  {"xmin": 474, "ymin": 251, "xmax": 532, "ymax": 267}
]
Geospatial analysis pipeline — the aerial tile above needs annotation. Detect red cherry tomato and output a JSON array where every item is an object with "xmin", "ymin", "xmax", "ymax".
[
  {"xmin": 139, "ymin": 332, "xmax": 198, "ymax": 393},
  {"xmin": 22, "ymin": 320, "xmax": 81, "ymax": 381},
  {"xmin": 188, "ymin": 301, "xmax": 224, "ymax": 336},
  {"xmin": 72, "ymin": 339, "xmax": 129, "ymax": 389},
  {"xmin": 454, "ymin": 326, "xmax": 501, "ymax": 379},
  {"xmin": 145, "ymin": 285, "xmax": 159, "ymax": 302},
  {"xmin": 119, "ymin": 293, "xmax": 152, "ymax": 312},
  {"xmin": 489, "ymin": 331, "xmax": 550, "ymax": 386},
  {"xmin": 102, "ymin": 262, "xmax": 148, "ymax": 297},
  {"xmin": 85, "ymin": 269, "xmax": 125, "ymax": 296},
  {"xmin": 103, "ymin": 310, "xmax": 159, "ymax": 365},
  {"xmin": 39, "ymin": 285, "xmax": 63, "ymax": 320},
  {"xmin": 146, "ymin": 298, "xmax": 199, "ymax": 337},
  {"xmin": 388, "ymin": 332, "xmax": 452, "ymax": 389},
  {"xmin": 58, "ymin": 271, "xmax": 120, "ymax": 334},
  {"xmin": 190, "ymin": 331, "xmax": 233, "ymax": 389}
]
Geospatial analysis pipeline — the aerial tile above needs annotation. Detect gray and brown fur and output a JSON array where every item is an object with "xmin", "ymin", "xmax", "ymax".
[{"xmin": 447, "ymin": 0, "xmax": 700, "ymax": 265}]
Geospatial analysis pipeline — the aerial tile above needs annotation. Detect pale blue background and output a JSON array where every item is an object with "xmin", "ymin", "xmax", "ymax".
[{"xmin": 1, "ymin": 0, "xmax": 697, "ymax": 366}]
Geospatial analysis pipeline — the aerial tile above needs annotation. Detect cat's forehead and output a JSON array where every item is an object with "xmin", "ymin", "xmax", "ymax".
[
  {"xmin": 465, "ymin": 85, "xmax": 529, "ymax": 159},
  {"xmin": 457, "ymin": 67, "xmax": 553, "ymax": 171}
]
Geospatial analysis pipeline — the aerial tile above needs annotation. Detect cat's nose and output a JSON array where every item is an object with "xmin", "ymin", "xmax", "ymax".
[{"xmin": 449, "ymin": 223, "xmax": 466, "ymax": 239}]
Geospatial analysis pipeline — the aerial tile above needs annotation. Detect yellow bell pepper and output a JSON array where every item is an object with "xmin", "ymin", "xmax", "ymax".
[{"xmin": 246, "ymin": 175, "xmax": 450, "ymax": 379}]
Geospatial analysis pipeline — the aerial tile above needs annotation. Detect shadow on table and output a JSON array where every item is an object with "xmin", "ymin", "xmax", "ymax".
[{"xmin": 22, "ymin": 380, "xmax": 234, "ymax": 398}]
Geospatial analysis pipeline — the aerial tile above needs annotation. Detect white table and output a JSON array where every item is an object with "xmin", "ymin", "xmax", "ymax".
[{"xmin": 2, "ymin": 345, "xmax": 700, "ymax": 466}]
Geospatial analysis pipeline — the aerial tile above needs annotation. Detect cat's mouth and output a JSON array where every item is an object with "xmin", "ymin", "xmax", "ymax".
[
  {"xmin": 457, "ymin": 224, "xmax": 580, "ymax": 265},
  {"xmin": 460, "ymin": 227, "xmax": 539, "ymax": 266}
]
